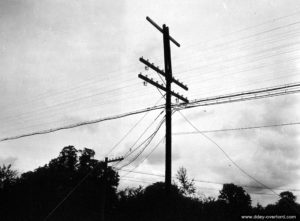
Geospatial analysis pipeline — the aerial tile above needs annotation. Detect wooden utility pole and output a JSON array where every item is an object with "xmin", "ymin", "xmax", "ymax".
[
  {"xmin": 163, "ymin": 24, "xmax": 173, "ymax": 194},
  {"xmin": 138, "ymin": 17, "xmax": 188, "ymax": 195},
  {"xmin": 100, "ymin": 156, "xmax": 123, "ymax": 221}
]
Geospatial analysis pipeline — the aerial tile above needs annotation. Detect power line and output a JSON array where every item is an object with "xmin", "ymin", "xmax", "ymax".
[
  {"xmin": 114, "ymin": 114, "xmax": 165, "ymax": 169},
  {"xmin": 175, "ymin": 30, "xmax": 300, "ymax": 73},
  {"xmin": 1, "ymin": 82, "xmax": 140, "ymax": 122},
  {"xmin": 0, "ymin": 104, "xmax": 165, "ymax": 142},
  {"xmin": 118, "ymin": 169, "xmax": 300, "ymax": 192},
  {"xmin": 164, "ymin": 27, "xmax": 300, "ymax": 96},
  {"xmin": 1, "ymin": 81, "xmax": 300, "ymax": 142},
  {"xmin": 180, "ymin": 9, "xmax": 300, "ymax": 50},
  {"xmin": 118, "ymin": 169, "xmax": 164, "ymax": 177},
  {"xmin": 152, "ymin": 10, "xmax": 300, "ymax": 64},
  {"xmin": 121, "ymin": 112, "xmax": 164, "ymax": 160},
  {"xmin": 172, "ymin": 24, "xmax": 300, "ymax": 88},
  {"xmin": 156, "ymin": 32, "xmax": 298, "ymax": 96},
  {"xmin": 181, "ymin": 81, "xmax": 300, "ymax": 109},
  {"xmin": 4, "ymin": 11, "xmax": 300, "ymax": 133},
  {"xmin": 119, "ymin": 136, "xmax": 165, "ymax": 179},
  {"xmin": 2, "ymin": 64, "xmax": 140, "ymax": 113},
  {"xmin": 189, "ymin": 72, "xmax": 299, "ymax": 99},
  {"xmin": 178, "ymin": 42, "xmax": 300, "ymax": 83},
  {"xmin": 176, "ymin": 19, "xmax": 300, "ymax": 61},
  {"xmin": 1, "ymin": 89, "xmax": 154, "ymax": 133},
  {"xmin": 2, "ymin": 72, "xmax": 162, "ymax": 131},
  {"xmin": 6, "ymin": 45, "xmax": 300, "ymax": 129},
  {"xmin": 120, "ymin": 177, "xmax": 158, "ymax": 185},
  {"xmin": 119, "ymin": 112, "xmax": 175, "ymax": 178},
  {"xmin": 177, "ymin": 110, "xmax": 278, "ymax": 190},
  {"xmin": 177, "ymin": 110, "xmax": 300, "ymax": 214},
  {"xmin": 104, "ymin": 97, "xmax": 164, "ymax": 157},
  {"xmin": 173, "ymin": 122, "xmax": 300, "ymax": 135},
  {"xmin": 43, "ymin": 171, "xmax": 92, "ymax": 221},
  {"xmin": 121, "ymin": 177, "xmax": 300, "ymax": 197},
  {"xmin": 175, "ymin": 28, "xmax": 300, "ymax": 69},
  {"xmin": 2, "ymin": 68, "xmax": 152, "ymax": 126},
  {"xmin": 1, "ymin": 68, "xmax": 140, "ymax": 121},
  {"xmin": 181, "ymin": 58, "xmax": 300, "ymax": 93},
  {"xmin": 117, "ymin": 117, "xmax": 165, "ymax": 170},
  {"xmin": 41, "ymin": 165, "xmax": 300, "ymax": 221}
]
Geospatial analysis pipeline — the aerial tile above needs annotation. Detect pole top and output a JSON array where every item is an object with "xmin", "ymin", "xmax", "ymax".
[{"xmin": 146, "ymin": 16, "xmax": 180, "ymax": 47}]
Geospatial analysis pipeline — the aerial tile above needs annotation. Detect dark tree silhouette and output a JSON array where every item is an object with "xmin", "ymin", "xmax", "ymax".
[
  {"xmin": 0, "ymin": 164, "xmax": 18, "ymax": 220},
  {"xmin": 114, "ymin": 182, "xmax": 203, "ymax": 221},
  {"xmin": 265, "ymin": 191, "xmax": 300, "ymax": 216},
  {"xmin": 0, "ymin": 146, "xmax": 119, "ymax": 220},
  {"xmin": 1, "ymin": 146, "xmax": 299, "ymax": 221},
  {"xmin": 0, "ymin": 164, "xmax": 17, "ymax": 189},
  {"xmin": 279, "ymin": 191, "xmax": 297, "ymax": 204},
  {"xmin": 48, "ymin": 145, "xmax": 78, "ymax": 170},
  {"xmin": 217, "ymin": 183, "xmax": 252, "ymax": 220},
  {"xmin": 78, "ymin": 148, "xmax": 97, "ymax": 172},
  {"xmin": 176, "ymin": 167, "xmax": 196, "ymax": 196},
  {"xmin": 218, "ymin": 183, "xmax": 251, "ymax": 208}
]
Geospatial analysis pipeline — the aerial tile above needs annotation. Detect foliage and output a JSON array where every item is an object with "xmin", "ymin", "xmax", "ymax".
[
  {"xmin": 0, "ymin": 145, "xmax": 119, "ymax": 220},
  {"xmin": 0, "ymin": 146, "xmax": 299, "ymax": 221},
  {"xmin": 176, "ymin": 167, "xmax": 196, "ymax": 196},
  {"xmin": 0, "ymin": 164, "xmax": 17, "ymax": 188},
  {"xmin": 279, "ymin": 191, "xmax": 297, "ymax": 204},
  {"xmin": 218, "ymin": 183, "xmax": 251, "ymax": 208},
  {"xmin": 264, "ymin": 191, "xmax": 300, "ymax": 215}
]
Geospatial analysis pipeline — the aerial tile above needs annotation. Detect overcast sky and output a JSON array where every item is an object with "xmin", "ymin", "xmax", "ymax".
[{"xmin": 1, "ymin": 0, "xmax": 300, "ymax": 206}]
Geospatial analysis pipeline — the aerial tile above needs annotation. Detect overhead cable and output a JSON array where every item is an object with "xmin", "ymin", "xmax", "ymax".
[
  {"xmin": 173, "ymin": 122, "xmax": 300, "ymax": 135},
  {"xmin": 0, "ymin": 104, "xmax": 165, "ymax": 142},
  {"xmin": 1, "ymin": 81, "xmax": 300, "ymax": 142},
  {"xmin": 177, "ymin": 110, "xmax": 300, "ymax": 215}
]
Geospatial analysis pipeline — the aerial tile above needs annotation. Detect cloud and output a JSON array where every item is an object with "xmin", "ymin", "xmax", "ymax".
[
  {"xmin": 211, "ymin": 95, "xmax": 300, "ymax": 190},
  {"xmin": 175, "ymin": 108, "xmax": 215, "ymax": 126},
  {"xmin": 0, "ymin": 156, "xmax": 18, "ymax": 167},
  {"xmin": 249, "ymin": 131, "xmax": 300, "ymax": 188},
  {"xmin": 0, "ymin": 0, "xmax": 30, "ymax": 19},
  {"xmin": 145, "ymin": 148, "xmax": 180, "ymax": 166}
]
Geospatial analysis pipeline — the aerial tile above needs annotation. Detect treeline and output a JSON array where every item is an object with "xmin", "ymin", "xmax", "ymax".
[{"xmin": 0, "ymin": 146, "xmax": 299, "ymax": 220}]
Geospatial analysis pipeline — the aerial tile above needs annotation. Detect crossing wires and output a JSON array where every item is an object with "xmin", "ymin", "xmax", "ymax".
[{"xmin": 1, "ymin": 81, "xmax": 300, "ymax": 142}]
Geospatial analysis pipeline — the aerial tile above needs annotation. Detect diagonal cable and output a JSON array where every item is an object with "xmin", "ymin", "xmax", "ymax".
[{"xmin": 177, "ymin": 110, "xmax": 300, "ymax": 214}]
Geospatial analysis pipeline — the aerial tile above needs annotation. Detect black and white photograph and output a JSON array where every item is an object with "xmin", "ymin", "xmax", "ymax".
[{"xmin": 0, "ymin": 0, "xmax": 300, "ymax": 220}]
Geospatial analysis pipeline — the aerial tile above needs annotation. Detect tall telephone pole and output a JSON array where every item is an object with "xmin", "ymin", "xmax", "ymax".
[
  {"xmin": 163, "ymin": 24, "xmax": 173, "ymax": 194},
  {"xmin": 138, "ymin": 17, "xmax": 188, "ymax": 194}
]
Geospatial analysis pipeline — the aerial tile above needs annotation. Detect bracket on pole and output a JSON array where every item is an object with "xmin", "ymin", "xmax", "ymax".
[
  {"xmin": 139, "ymin": 74, "xmax": 188, "ymax": 103},
  {"xmin": 146, "ymin": 16, "xmax": 180, "ymax": 47},
  {"xmin": 106, "ymin": 157, "xmax": 124, "ymax": 164},
  {"xmin": 140, "ymin": 57, "xmax": 188, "ymax": 91}
]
